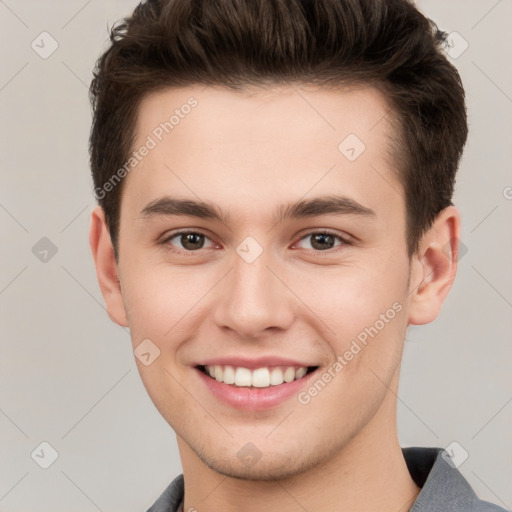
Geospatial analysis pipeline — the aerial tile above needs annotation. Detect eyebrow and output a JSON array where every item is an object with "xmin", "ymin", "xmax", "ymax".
[{"xmin": 139, "ymin": 195, "xmax": 376, "ymax": 225}]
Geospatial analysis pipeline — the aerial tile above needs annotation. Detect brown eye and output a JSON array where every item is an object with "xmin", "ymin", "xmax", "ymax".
[
  {"xmin": 310, "ymin": 233, "xmax": 337, "ymax": 250},
  {"xmin": 295, "ymin": 231, "xmax": 348, "ymax": 251},
  {"xmin": 180, "ymin": 233, "xmax": 205, "ymax": 250},
  {"xmin": 164, "ymin": 231, "xmax": 215, "ymax": 252}
]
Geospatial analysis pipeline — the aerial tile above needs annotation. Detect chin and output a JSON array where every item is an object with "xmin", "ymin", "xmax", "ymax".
[{"xmin": 197, "ymin": 446, "xmax": 320, "ymax": 482}]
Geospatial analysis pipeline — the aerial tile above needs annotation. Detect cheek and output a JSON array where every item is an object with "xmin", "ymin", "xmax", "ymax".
[
  {"xmin": 288, "ymin": 258, "xmax": 410, "ymax": 388},
  {"xmin": 119, "ymin": 260, "xmax": 201, "ymax": 345},
  {"xmin": 120, "ymin": 241, "xmax": 409, "ymax": 356},
  {"xmin": 292, "ymin": 261, "xmax": 407, "ymax": 335}
]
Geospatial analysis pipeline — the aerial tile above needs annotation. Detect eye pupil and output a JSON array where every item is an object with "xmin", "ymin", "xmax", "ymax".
[
  {"xmin": 311, "ymin": 233, "xmax": 335, "ymax": 250},
  {"xmin": 181, "ymin": 233, "xmax": 204, "ymax": 250}
]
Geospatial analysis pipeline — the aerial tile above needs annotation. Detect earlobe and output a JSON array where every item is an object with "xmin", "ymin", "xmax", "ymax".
[
  {"xmin": 89, "ymin": 206, "xmax": 128, "ymax": 327},
  {"xmin": 407, "ymin": 206, "xmax": 461, "ymax": 326}
]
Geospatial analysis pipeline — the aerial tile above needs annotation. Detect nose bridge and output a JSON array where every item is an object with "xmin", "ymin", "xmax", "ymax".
[
  {"xmin": 213, "ymin": 244, "xmax": 294, "ymax": 336},
  {"xmin": 233, "ymin": 249, "xmax": 274, "ymax": 299}
]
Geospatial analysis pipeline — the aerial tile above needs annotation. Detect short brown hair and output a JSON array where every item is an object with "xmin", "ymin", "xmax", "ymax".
[{"xmin": 89, "ymin": 0, "xmax": 468, "ymax": 259}]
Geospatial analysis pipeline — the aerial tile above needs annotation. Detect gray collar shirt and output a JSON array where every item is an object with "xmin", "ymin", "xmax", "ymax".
[{"xmin": 146, "ymin": 447, "xmax": 508, "ymax": 512}]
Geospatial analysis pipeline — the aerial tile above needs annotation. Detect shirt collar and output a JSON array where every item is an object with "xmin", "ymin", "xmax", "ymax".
[{"xmin": 147, "ymin": 447, "xmax": 493, "ymax": 512}]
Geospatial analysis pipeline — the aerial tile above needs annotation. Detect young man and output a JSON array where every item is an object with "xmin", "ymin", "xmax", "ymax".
[{"xmin": 88, "ymin": 1, "xmax": 506, "ymax": 511}]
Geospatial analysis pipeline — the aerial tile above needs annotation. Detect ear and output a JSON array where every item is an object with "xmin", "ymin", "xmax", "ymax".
[
  {"xmin": 407, "ymin": 206, "xmax": 461, "ymax": 325},
  {"xmin": 89, "ymin": 206, "xmax": 128, "ymax": 327}
]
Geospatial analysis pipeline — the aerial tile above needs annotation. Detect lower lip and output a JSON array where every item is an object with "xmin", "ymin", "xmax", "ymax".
[{"xmin": 195, "ymin": 367, "xmax": 318, "ymax": 411}]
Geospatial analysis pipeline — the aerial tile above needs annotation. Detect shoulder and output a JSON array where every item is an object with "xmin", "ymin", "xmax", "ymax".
[
  {"xmin": 403, "ymin": 447, "xmax": 508, "ymax": 512},
  {"xmin": 469, "ymin": 500, "xmax": 509, "ymax": 512},
  {"xmin": 146, "ymin": 474, "xmax": 184, "ymax": 512}
]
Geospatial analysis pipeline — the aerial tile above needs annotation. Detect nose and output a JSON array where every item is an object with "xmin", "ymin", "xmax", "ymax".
[{"xmin": 212, "ymin": 249, "xmax": 295, "ymax": 339}]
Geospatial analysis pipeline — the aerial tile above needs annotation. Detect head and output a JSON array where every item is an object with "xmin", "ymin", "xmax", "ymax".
[{"xmin": 89, "ymin": 0, "xmax": 467, "ymax": 480}]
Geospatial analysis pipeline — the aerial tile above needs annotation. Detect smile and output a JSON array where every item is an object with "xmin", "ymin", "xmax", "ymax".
[{"xmin": 198, "ymin": 364, "xmax": 317, "ymax": 388}]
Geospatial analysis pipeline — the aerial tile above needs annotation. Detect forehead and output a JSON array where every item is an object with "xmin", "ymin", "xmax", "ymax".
[
  {"xmin": 135, "ymin": 83, "xmax": 395, "ymax": 149},
  {"xmin": 124, "ymin": 83, "xmax": 402, "ymax": 225}
]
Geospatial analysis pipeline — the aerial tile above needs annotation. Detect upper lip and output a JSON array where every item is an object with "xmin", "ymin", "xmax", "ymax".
[{"xmin": 195, "ymin": 356, "xmax": 317, "ymax": 369}]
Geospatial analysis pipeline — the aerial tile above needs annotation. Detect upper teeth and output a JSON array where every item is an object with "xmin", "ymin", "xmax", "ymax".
[{"xmin": 205, "ymin": 365, "xmax": 308, "ymax": 388}]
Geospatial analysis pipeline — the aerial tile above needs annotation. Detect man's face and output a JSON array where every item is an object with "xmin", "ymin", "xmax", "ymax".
[{"xmin": 116, "ymin": 84, "xmax": 413, "ymax": 479}]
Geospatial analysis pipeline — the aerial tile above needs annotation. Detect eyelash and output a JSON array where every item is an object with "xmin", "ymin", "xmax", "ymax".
[{"xmin": 160, "ymin": 229, "xmax": 352, "ymax": 255}]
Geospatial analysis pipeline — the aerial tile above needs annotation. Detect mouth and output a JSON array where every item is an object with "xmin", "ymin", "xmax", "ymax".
[{"xmin": 196, "ymin": 364, "xmax": 319, "ymax": 389}]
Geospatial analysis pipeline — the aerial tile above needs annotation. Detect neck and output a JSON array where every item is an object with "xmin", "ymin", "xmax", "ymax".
[{"xmin": 178, "ymin": 376, "xmax": 420, "ymax": 512}]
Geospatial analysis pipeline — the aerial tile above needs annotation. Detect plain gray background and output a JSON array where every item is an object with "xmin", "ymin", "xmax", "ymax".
[{"xmin": 1, "ymin": 1, "xmax": 511, "ymax": 511}]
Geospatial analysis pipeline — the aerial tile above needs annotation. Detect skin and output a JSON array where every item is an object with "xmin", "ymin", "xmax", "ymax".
[{"xmin": 90, "ymin": 83, "xmax": 460, "ymax": 512}]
